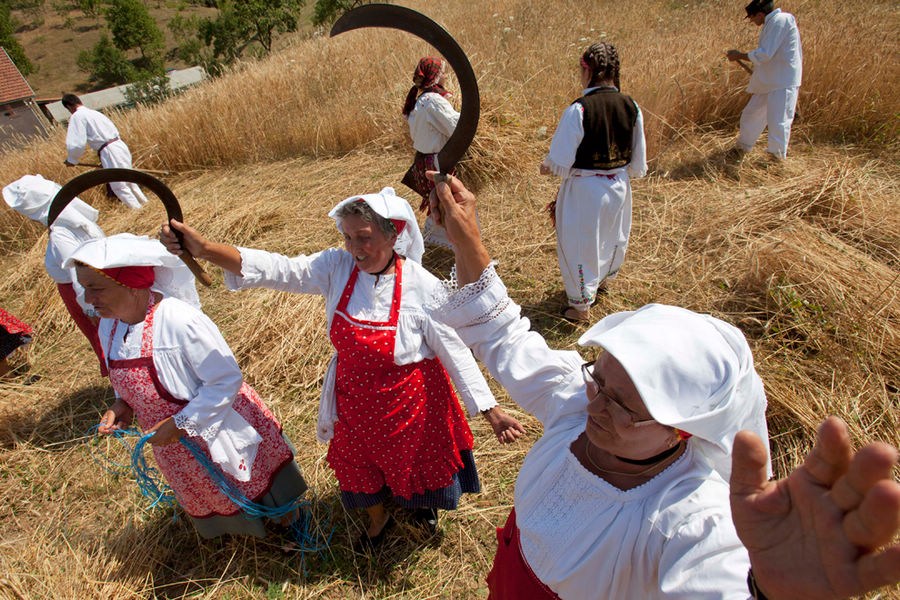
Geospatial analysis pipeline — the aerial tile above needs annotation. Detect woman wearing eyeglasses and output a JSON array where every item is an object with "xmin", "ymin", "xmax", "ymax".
[
  {"xmin": 430, "ymin": 173, "xmax": 769, "ymax": 598},
  {"xmin": 427, "ymin": 172, "xmax": 900, "ymax": 600}
]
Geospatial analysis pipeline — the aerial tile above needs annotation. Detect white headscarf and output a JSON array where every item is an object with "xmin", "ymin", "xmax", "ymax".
[
  {"xmin": 578, "ymin": 303, "xmax": 771, "ymax": 481},
  {"xmin": 328, "ymin": 187, "xmax": 425, "ymax": 263},
  {"xmin": 64, "ymin": 234, "xmax": 201, "ymax": 310},
  {"xmin": 3, "ymin": 174, "xmax": 104, "ymax": 238}
]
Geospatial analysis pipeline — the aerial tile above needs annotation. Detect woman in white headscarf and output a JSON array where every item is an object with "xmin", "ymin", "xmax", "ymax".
[
  {"xmin": 3, "ymin": 174, "xmax": 107, "ymax": 374},
  {"xmin": 159, "ymin": 187, "xmax": 525, "ymax": 549},
  {"xmin": 428, "ymin": 172, "xmax": 900, "ymax": 599},
  {"xmin": 67, "ymin": 234, "xmax": 307, "ymax": 539}
]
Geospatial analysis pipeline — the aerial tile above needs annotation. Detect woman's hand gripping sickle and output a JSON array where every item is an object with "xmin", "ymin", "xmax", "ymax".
[{"xmin": 425, "ymin": 171, "xmax": 491, "ymax": 288}]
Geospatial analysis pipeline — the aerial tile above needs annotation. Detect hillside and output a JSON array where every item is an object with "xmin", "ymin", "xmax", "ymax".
[
  {"xmin": 0, "ymin": 0, "xmax": 897, "ymax": 598},
  {"xmin": 9, "ymin": 2, "xmax": 218, "ymax": 96}
]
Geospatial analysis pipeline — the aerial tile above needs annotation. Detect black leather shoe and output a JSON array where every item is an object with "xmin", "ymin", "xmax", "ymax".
[
  {"xmin": 356, "ymin": 515, "xmax": 396, "ymax": 551},
  {"xmin": 411, "ymin": 508, "xmax": 439, "ymax": 535}
]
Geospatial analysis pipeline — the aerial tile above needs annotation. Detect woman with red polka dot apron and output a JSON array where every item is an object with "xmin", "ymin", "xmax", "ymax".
[
  {"xmin": 68, "ymin": 234, "xmax": 308, "ymax": 539},
  {"xmin": 159, "ymin": 188, "xmax": 526, "ymax": 549}
]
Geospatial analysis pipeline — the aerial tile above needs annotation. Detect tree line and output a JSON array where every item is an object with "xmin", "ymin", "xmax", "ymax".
[{"xmin": 1, "ymin": 0, "xmax": 365, "ymax": 93}]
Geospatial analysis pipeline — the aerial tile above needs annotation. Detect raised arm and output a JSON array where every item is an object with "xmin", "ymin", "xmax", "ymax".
[{"xmin": 426, "ymin": 173, "xmax": 587, "ymax": 425}]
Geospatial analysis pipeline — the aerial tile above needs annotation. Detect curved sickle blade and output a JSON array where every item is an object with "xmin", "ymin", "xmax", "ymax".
[
  {"xmin": 48, "ymin": 168, "xmax": 213, "ymax": 286},
  {"xmin": 331, "ymin": 3, "xmax": 478, "ymax": 174}
]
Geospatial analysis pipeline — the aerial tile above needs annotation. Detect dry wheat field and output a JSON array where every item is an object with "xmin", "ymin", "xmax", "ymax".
[{"xmin": 0, "ymin": 0, "xmax": 898, "ymax": 598}]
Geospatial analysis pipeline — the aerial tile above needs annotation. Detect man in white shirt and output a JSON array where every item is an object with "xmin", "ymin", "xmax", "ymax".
[
  {"xmin": 62, "ymin": 93, "xmax": 148, "ymax": 209},
  {"xmin": 726, "ymin": 0, "xmax": 802, "ymax": 161}
]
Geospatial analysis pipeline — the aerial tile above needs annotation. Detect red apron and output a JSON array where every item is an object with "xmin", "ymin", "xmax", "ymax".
[
  {"xmin": 106, "ymin": 297, "xmax": 292, "ymax": 518},
  {"xmin": 57, "ymin": 283, "xmax": 107, "ymax": 376},
  {"xmin": 0, "ymin": 307, "xmax": 32, "ymax": 335},
  {"xmin": 326, "ymin": 257, "xmax": 474, "ymax": 499},
  {"xmin": 487, "ymin": 508, "xmax": 561, "ymax": 600}
]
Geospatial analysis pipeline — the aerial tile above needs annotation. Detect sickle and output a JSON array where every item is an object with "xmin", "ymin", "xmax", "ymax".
[
  {"xmin": 47, "ymin": 168, "xmax": 213, "ymax": 286},
  {"xmin": 330, "ymin": 3, "xmax": 479, "ymax": 176}
]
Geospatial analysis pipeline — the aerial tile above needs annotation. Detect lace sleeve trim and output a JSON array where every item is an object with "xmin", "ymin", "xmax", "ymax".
[
  {"xmin": 438, "ymin": 263, "xmax": 510, "ymax": 325},
  {"xmin": 173, "ymin": 412, "xmax": 220, "ymax": 442}
]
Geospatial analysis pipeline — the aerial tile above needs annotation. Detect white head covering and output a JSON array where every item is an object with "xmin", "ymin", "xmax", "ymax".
[
  {"xmin": 64, "ymin": 233, "xmax": 201, "ymax": 310},
  {"xmin": 328, "ymin": 187, "xmax": 425, "ymax": 263},
  {"xmin": 578, "ymin": 303, "xmax": 771, "ymax": 481},
  {"xmin": 2, "ymin": 174, "xmax": 104, "ymax": 238}
]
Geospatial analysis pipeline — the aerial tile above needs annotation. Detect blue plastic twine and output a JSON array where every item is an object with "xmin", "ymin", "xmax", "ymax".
[
  {"xmin": 88, "ymin": 425, "xmax": 176, "ymax": 509},
  {"xmin": 87, "ymin": 426, "xmax": 333, "ymax": 564}
]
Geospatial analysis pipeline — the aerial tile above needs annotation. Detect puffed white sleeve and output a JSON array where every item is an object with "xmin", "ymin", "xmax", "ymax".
[
  {"xmin": 161, "ymin": 305, "xmax": 244, "ymax": 438},
  {"xmin": 628, "ymin": 103, "xmax": 648, "ymax": 179},
  {"xmin": 422, "ymin": 313, "xmax": 497, "ymax": 416},
  {"xmin": 426, "ymin": 94, "xmax": 460, "ymax": 138},
  {"xmin": 65, "ymin": 114, "xmax": 87, "ymax": 165},
  {"xmin": 542, "ymin": 103, "xmax": 584, "ymax": 178},
  {"xmin": 436, "ymin": 265, "xmax": 586, "ymax": 426},
  {"xmin": 223, "ymin": 246, "xmax": 340, "ymax": 296},
  {"xmin": 657, "ymin": 511, "xmax": 752, "ymax": 600}
]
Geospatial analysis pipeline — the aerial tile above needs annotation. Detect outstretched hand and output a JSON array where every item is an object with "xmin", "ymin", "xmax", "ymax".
[{"xmin": 730, "ymin": 416, "xmax": 900, "ymax": 599}]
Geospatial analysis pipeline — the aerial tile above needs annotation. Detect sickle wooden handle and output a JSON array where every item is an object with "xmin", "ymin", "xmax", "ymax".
[{"xmin": 48, "ymin": 168, "xmax": 213, "ymax": 287}]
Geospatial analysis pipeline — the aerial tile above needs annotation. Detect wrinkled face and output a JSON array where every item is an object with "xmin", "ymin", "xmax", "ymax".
[
  {"xmin": 341, "ymin": 214, "xmax": 397, "ymax": 274},
  {"xmin": 76, "ymin": 266, "xmax": 134, "ymax": 319},
  {"xmin": 583, "ymin": 351, "xmax": 678, "ymax": 459}
]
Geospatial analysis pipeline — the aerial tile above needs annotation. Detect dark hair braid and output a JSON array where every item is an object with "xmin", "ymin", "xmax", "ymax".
[{"xmin": 582, "ymin": 42, "xmax": 621, "ymax": 90}]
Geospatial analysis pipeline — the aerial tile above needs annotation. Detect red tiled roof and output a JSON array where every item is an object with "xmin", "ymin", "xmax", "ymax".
[{"xmin": 0, "ymin": 47, "xmax": 34, "ymax": 104}]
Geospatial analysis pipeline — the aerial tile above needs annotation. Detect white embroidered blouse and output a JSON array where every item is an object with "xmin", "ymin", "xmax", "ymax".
[{"xmin": 438, "ymin": 266, "xmax": 753, "ymax": 599}]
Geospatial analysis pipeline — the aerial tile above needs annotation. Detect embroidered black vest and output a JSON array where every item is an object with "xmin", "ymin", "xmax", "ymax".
[{"xmin": 572, "ymin": 87, "xmax": 638, "ymax": 170}]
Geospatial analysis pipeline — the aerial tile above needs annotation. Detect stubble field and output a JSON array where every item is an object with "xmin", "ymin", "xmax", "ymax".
[{"xmin": 0, "ymin": 1, "xmax": 897, "ymax": 598}]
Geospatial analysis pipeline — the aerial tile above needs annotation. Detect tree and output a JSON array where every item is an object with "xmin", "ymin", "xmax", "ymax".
[
  {"xmin": 170, "ymin": 0, "xmax": 305, "ymax": 73},
  {"xmin": 104, "ymin": 0, "xmax": 164, "ymax": 72},
  {"xmin": 77, "ymin": 34, "xmax": 137, "ymax": 85},
  {"xmin": 311, "ymin": 0, "xmax": 365, "ymax": 27},
  {"xmin": 0, "ymin": 3, "xmax": 34, "ymax": 75}
]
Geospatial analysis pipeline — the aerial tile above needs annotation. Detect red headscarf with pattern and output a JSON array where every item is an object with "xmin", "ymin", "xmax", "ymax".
[{"xmin": 402, "ymin": 57, "xmax": 451, "ymax": 117}]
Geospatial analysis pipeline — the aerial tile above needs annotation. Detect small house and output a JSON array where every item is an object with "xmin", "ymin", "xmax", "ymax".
[{"xmin": 0, "ymin": 47, "xmax": 47, "ymax": 148}]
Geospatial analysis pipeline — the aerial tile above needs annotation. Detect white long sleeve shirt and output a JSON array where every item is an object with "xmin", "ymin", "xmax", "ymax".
[
  {"xmin": 438, "ymin": 266, "xmax": 751, "ymax": 599},
  {"xmin": 65, "ymin": 106, "xmax": 120, "ymax": 164},
  {"xmin": 747, "ymin": 9, "xmax": 802, "ymax": 94},
  {"xmin": 543, "ymin": 88, "xmax": 647, "ymax": 180},
  {"xmin": 100, "ymin": 297, "xmax": 244, "ymax": 431},
  {"xmin": 224, "ymin": 247, "xmax": 497, "ymax": 417},
  {"xmin": 407, "ymin": 92, "xmax": 460, "ymax": 154},
  {"xmin": 100, "ymin": 296, "xmax": 263, "ymax": 480}
]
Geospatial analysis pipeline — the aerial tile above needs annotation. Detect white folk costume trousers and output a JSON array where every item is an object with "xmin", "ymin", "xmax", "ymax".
[
  {"xmin": 736, "ymin": 86, "xmax": 799, "ymax": 159},
  {"xmin": 555, "ymin": 172, "xmax": 631, "ymax": 311},
  {"xmin": 99, "ymin": 140, "xmax": 148, "ymax": 209}
]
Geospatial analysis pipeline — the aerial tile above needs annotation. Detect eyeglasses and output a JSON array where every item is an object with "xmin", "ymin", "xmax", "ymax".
[{"xmin": 581, "ymin": 361, "xmax": 656, "ymax": 428}]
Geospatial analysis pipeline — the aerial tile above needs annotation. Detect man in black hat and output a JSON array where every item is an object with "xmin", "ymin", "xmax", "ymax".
[{"xmin": 726, "ymin": 1, "xmax": 802, "ymax": 162}]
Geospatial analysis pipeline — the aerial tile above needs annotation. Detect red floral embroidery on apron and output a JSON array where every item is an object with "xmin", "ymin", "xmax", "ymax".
[
  {"xmin": 106, "ymin": 296, "xmax": 292, "ymax": 518},
  {"xmin": 326, "ymin": 257, "xmax": 474, "ymax": 499}
]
